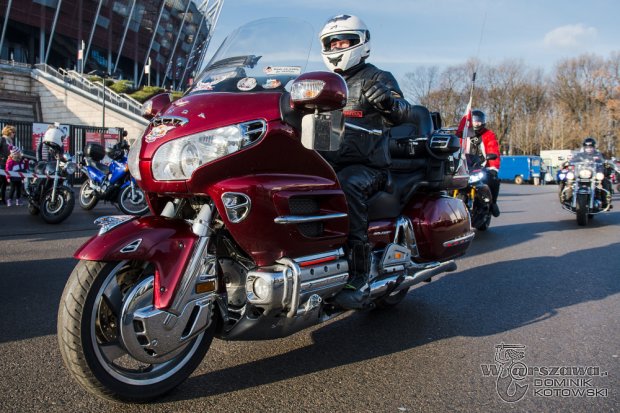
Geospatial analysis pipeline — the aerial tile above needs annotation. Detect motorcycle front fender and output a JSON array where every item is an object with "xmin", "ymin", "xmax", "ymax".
[{"xmin": 74, "ymin": 216, "xmax": 199, "ymax": 309}]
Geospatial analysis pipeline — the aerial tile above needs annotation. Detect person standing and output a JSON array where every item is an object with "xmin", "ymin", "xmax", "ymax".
[
  {"xmin": 5, "ymin": 147, "xmax": 27, "ymax": 206},
  {"xmin": 1, "ymin": 125, "xmax": 17, "ymax": 204}
]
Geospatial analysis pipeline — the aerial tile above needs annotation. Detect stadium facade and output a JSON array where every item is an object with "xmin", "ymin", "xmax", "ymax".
[{"xmin": 0, "ymin": 0, "xmax": 223, "ymax": 89}]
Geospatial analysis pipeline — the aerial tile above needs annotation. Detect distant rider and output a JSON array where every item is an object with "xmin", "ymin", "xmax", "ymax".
[{"xmin": 458, "ymin": 109, "xmax": 501, "ymax": 217}]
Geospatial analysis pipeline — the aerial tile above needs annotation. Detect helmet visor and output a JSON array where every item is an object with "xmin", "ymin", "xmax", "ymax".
[{"xmin": 321, "ymin": 33, "xmax": 361, "ymax": 52}]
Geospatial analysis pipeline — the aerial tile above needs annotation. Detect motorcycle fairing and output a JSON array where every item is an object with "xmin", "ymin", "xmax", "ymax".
[
  {"xmin": 207, "ymin": 174, "xmax": 349, "ymax": 266},
  {"xmin": 74, "ymin": 216, "xmax": 198, "ymax": 309}
]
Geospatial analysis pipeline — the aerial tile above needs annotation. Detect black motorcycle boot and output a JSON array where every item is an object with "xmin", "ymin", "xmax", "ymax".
[
  {"xmin": 334, "ymin": 242, "xmax": 372, "ymax": 310},
  {"xmin": 491, "ymin": 203, "xmax": 500, "ymax": 217}
]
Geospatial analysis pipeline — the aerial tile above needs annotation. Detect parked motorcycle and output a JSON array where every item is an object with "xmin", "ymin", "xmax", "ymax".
[
  {"xmin": 25, "ymin": 147, "xmax": 76, "ymax": 224},
  {"xmin": 78, "ymin": 141, "xmax": 149, "ymax": 215},
  {"xmin": 452, "ymin": 153, "xmax": 498, "ymax": 231},
  {"xmin": 57, "ymin": 17, "xmax": 474, "ymax": 402},
  {"xmin": 560, "ymin": 158, "xmax": 613, "ymax": 225}
]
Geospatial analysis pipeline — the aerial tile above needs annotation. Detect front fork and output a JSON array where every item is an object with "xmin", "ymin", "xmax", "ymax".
[{"xmin": 51, "ymin": 157, "xmax": 61, "ymax": 203}]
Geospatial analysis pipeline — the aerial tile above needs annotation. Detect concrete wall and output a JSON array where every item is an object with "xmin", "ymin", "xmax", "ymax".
[
  {"xmin": 1, "ymin": 65, "xmax": 149, "ymax": 140},
  {"xmin": 0, "ymin": 66, "xmax": 42, "ymax": 121},
  {"xmin": 31, "ymin": 71, "xmax": 149, "ymax": 140}
]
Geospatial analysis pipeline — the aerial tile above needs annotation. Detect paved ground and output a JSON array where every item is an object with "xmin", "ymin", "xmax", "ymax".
[{"xmin": 0, "ymin": 184, "xmax": 618, "ymax": 412}]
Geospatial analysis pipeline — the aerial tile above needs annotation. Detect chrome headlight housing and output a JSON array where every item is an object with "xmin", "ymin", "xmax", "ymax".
[
  {"xmin": 578, "ymin": 169, "xmax": 592, "ymax": 179},
  {"xmin": 468, "ymin": 171, "xmax": 485, "ymax": 184},
  {"xmin": 64, "ymin": 162, "xmax": 77, "ymax": 175},
  {"xmin": 151, "ymin": 120, "xmax": 266, "ymax": 181}
]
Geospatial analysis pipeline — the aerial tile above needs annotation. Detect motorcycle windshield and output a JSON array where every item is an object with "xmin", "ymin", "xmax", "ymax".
[{"xmin": 189, "ymin": 18, "xmax": 314, "ymax": 95}]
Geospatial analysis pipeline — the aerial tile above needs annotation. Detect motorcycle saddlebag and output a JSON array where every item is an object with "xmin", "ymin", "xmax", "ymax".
[{"xmin": 85, "ymin": 143, "xmax": 105, "ymax": 162}]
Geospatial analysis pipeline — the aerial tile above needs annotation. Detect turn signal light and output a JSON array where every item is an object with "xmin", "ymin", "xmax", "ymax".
[
  {"xmin": 291, "ymin": 80, "xmax": 326, "ymax": 101},
  {"xmin": 195, "ymin": 279, "xmax": 216, "ymax": 294}
]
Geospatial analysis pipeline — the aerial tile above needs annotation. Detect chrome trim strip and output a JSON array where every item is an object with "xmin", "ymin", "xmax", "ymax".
[
  {"xmin": 274, "ymin": 212, "xmax": 347, "ymax": 224},
  {"xmin": 152, "ymin": 116, "xmax": 189, "ymax": 126},
  {"xmin": 442, "ymin": 231, "xmax": 475, "ymax": 247},
  {"xmin": 293, "ymin": 248, "xmax": 345, "ymax": 264}
]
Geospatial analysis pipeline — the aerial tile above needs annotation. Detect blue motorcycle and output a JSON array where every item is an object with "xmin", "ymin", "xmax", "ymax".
[{"xmin": 78, "ymin": 141, "xmax": 148, "ymax": 215}]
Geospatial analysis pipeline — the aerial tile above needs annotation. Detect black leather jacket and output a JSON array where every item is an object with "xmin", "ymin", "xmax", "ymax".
[{"xmin": 324, "ymin": 63, "xmax": 417, "ymax": 169}]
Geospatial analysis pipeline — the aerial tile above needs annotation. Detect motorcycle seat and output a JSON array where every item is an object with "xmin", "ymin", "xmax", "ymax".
[{"xmin": 87, "ymin": 159, "xmax": 109, "ymax": 174}]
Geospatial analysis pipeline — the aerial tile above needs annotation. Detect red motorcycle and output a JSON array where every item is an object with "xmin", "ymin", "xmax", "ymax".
[{"xmin": 57, "ymin": 18, "xmax": 474, "ymax": 402}]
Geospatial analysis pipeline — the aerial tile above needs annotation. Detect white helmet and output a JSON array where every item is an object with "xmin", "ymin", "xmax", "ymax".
[
  {"xmin": 319, "ymin": 14, "xmax": 371, "ymax": 73},
  {"xmin": 43, "ymin": 126, "xmax": 64, "ymax": 151}
]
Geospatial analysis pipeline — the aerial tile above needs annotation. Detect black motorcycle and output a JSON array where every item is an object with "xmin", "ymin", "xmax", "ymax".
[
  {"xmin": 25, "ymin": 147, "xmax": 77, "ymax": 224},
  {"xmin": 560, "ymin": 158, "xmax": 613, "ymax": 226},
  {"xmin": 452, "ymin": 153, "xmax": 498, "ymax": 231}
]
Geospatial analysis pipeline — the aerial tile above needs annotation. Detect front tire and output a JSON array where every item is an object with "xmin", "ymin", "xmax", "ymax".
[
  {"xmin": 57, "ymin": 260, "xmax": 216, "ymax": 402},
  {"xmin": 40, "ymin": 186, "xmax": 75, "ymax": 224},
  {"xmin": 576, "ymin": 193, "xmax": 589, "ymax": 226},
  {"xmin": 117, "ymin": 185, "xmax": 149, "ymax": 215},
  {"xmin": 79, "ymin": 181, "xmax": 99, "ymax": 210},
  {"xmin": 514, "ymin": 175, "xmax": 524, "ymax": 185}
]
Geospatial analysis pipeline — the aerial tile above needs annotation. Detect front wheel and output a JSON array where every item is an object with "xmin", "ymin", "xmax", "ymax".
[
  {"xmin": 40, "ymin": 186, "xmax": 75, "ymax": 224},
  {"xmin": 79, "ymin": 181, "xmax": 99, "ymax": 210},
  {"xmin": 117, "ymin": 185, "xmax": 149, "ymax": 215},
  {"xmin": 57, "ymin": 260, "xmax": 216, "ymax": 402},
  {"xmin": 576, "ymin": 193, "xmax": 589, "ymax": 226}
]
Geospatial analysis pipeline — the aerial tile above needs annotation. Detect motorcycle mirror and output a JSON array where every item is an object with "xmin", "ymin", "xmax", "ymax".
[
  {"xmin": 142, "ymin": 93, "xmax": 172, "ymax": 120},
  {"xmin": 290, "ymin": 71, "xmax": 347, "ymax": 113},
  {"xmin": 486, "ymin": 153, "xmax": 498, "ymax": 161}
]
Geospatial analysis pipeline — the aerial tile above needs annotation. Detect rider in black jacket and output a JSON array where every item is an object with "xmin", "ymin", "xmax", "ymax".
[{"xmin": 319, "ymin": 14, "xmax": 417, "ymax": 308}]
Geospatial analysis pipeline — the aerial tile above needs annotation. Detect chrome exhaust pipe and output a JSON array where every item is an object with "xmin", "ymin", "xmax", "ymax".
[{"xmin": 369, "ymin": 260, "xmax": 457, "ymax": 298}]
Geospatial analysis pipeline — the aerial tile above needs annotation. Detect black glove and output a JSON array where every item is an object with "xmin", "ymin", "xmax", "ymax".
[{"xmin": 363, "ymin": 82, "xmax": 394, "ymax": 112}]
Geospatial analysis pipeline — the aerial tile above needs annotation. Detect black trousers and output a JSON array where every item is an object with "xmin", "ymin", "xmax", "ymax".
[
  {"xmin": 0, "ymin": 178, "xmax": 6, "ymax": 202},
  {"xmin": 337, "ymin": 164, "xmax": 385, "ymax": 243},
  {"xmin": 486, "ymin": 170, "xmax": 501, "ymax": 204}
]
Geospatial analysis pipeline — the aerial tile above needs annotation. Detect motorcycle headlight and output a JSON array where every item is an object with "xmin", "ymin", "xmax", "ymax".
[
  {"xmin": 468, "ymin": 171, "xmax": 484, "ymax": 183},
  {"xmin": 595, "ymin": 172, "xmax": 605, "ymax": 181},
  {"xmin": 65, "ymin": 162, "xmax": 77, "ymax": 175},
  {"xmin": 578, "ymin": 169, "xmax": 592, "ymax": 179},
  {"xmin": 127, "ymin": 136, "xmax": 142, "ymax": 181},
  {"xmin": 45, "ymin": 162, "xmax": 55, "ymax": 175},
  {"xmin": 151, "ymin": 120, "xmax": 266, "ymax": 181}
]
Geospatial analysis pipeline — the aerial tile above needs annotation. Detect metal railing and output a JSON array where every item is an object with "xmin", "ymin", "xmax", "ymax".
[{"xmin": 33, "ymin": 63, "xmax": 144, "ymax": 117}]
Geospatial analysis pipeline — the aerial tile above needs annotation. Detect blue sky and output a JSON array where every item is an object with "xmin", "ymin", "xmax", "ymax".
[{"xmin": 204, "ymin": 0, "xmax": 620, "ymax": 83}]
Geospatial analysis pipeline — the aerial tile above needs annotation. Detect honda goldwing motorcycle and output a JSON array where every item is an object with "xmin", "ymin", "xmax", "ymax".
[
  {"xmin": 452, "ymin": 153, "xmax": 498, "ymax": 231},
  {"xmin": 25, "ymin": 146, "xmax": 76, "ymax": 224},
  {"xmin": 560, "ymin": 157, "xmax": 613, "ymax": 225},
  {"xmin": 57, "ymin": 18, "xmax": 474, "ymax": 402},
  {"xmin": 78, "ymin": 141, "xmax": 149, "ymax": 215}
]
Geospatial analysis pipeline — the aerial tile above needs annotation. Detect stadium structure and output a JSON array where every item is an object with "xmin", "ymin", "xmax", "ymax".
[{"xmin": 0, "ymin": 0, "xmax": 224, "ymax": 89}]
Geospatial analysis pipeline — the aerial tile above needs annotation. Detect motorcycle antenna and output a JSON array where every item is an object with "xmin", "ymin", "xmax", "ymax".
[{"xmin": 460, "ymin": 5, "xmax": 487, "ymax": 142}]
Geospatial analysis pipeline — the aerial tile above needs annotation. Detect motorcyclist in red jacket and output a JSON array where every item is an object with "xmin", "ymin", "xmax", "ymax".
[{"xmin": 458, "ymin": 109, "xmax": 502, "ymax": 217}]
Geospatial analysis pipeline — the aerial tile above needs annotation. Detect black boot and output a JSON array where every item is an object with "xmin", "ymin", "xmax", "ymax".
[
  {"xmin": 491, "ymin": 203, "xmax": 500, "ymax": 217},
  {"xmin": 334, "ymin": 242, "xmax": 371, "ymax": 310}
]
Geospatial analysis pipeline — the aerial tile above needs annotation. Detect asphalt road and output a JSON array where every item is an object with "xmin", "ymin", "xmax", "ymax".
[{"xmin": 0, "ymin": 184, "xmax": 618, "ymax": 413}]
